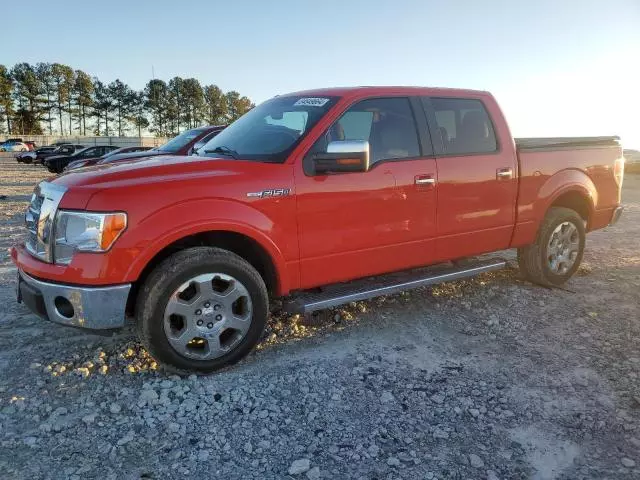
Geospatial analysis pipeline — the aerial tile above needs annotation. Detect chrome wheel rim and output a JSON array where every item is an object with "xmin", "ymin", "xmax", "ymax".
[
  {"xmin": 547, "ymin": 221, "xmax": 580, "ymax": 275},
  {"xmin": 163, "ymin": 273, "xmax": 253, "ymax": 360}
]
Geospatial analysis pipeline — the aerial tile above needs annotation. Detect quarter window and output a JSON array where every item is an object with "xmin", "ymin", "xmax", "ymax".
[
  {"xmin": 313, "ymin": 97, "xmax": 421, "ymax": 165},
  {"xmin": 429, "ymin": 98, "xmax": 497, "ymax": 155}
]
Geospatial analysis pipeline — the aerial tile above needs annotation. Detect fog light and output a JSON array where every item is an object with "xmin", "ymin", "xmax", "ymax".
[{"xmin": 54, "ymin": 296, "xmax": 74, "ymax": 319}]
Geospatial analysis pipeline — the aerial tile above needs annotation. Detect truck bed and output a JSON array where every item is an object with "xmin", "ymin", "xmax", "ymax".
[
  {"xmin": 515, "ymin": 136, "xmax": 620, "ymax": 151},
  {"xmin": 513, "ymin": 136, "xmax": 623, "ymax": 245}
]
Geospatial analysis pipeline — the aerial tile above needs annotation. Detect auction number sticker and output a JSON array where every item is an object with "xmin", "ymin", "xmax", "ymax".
[{"xmin": 294, "ymin": 97, "xmax": 330, "ymax": 107}]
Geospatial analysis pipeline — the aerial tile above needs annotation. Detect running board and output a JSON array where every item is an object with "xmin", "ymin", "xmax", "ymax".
[{"xmin": 284, "ymin": 258, "xmax": 507, "ymax": 314}]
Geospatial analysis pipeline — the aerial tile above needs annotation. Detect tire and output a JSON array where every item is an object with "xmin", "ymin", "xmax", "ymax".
[
  {"xmin": 517, "ymin": 207, "xmax": 585, "ymax": 286},
  {"xmin": 136, "ymin": 247, "xmax": 269, "ymax": 373}
]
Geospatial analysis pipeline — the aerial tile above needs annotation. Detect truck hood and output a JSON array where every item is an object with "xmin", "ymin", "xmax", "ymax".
[{"xmin": 51, "ymin": 154, "xmax": 256, "ymax": 191}]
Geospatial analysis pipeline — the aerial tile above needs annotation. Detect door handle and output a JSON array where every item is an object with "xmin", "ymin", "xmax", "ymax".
[
  {"xmin": 496, "ymin": 168, "xmax": 513, "ymax": 179},
  {"xmin": 415, "ymin": 175, "xmax": 436, "ymax": 185}
]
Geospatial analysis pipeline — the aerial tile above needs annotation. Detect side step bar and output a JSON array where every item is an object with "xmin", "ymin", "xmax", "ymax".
[{"xmin": 284, "ymin": 258, "xmax": 507, "ymax": 314}]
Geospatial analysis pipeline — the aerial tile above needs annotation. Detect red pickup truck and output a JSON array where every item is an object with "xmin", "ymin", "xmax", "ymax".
[{"xmin": 12, "ymin": 86, "xmax": 624, "ymax": 373}]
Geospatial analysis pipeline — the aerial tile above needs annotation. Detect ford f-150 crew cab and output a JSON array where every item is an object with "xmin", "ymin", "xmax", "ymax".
[{"xmin": 12, "ymin": 86, "xmax": 625, "ymax": 373}]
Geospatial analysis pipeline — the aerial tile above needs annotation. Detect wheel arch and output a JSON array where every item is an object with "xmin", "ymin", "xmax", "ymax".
[
  {"xmin": 548, "ymin": 189, "xmax": 593, "ymax": 226},
  {"xmin": 538, "ymin": 169, "xmax": 597, "ymax": 228},
  {"xmin": 125, "ymin": 226, "xmax": 285, "ymax": 317}
]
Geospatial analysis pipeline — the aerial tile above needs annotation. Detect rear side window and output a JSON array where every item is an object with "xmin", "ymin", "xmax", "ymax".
[{"xmin": 428, "ymin": 98, "xmax": 497, "ymax": 155}]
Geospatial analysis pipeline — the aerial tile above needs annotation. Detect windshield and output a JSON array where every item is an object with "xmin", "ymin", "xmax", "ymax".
[
  {"xmin": 156, "ymin": 128, "xmax": 207, "ymax": 153},
  {"xmin": 197, "ymin": 95, "xmax": 337, "ymax": 163}
]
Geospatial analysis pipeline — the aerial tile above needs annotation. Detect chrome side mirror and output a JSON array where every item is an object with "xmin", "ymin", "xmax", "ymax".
[{"xmin": 311, "ymin": 140, "xmax": 370, "ymax": 174}]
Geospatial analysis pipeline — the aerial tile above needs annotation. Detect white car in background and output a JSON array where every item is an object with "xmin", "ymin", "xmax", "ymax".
[{"xmin": 0, "ymin": 141, "xmax": 29, "ymax": 152}]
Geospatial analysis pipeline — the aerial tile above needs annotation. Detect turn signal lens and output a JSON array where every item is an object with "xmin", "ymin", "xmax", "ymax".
[
  {"xmin": 100, "ymin": 213, "xmax": 127, "ymax": 250},
  {"xmin": 336, "ymin": 158, "xmax": 361, "ymax": 166}
]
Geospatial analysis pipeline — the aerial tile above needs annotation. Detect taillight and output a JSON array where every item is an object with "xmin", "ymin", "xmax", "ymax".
[{"xmin": 614, "ymin": 156, "xmax": 624, "ymax": 187}]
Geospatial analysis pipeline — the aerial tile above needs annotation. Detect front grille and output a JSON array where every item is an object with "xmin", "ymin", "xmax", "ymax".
[{"xmin": 24, "ymin": 182, "xmax": 67, "ymax": 263}]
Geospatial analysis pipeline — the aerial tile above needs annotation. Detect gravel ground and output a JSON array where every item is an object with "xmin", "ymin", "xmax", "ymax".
[{"xmin": 0, "ymin": 153, "xmax": 639, "ymax": 479}]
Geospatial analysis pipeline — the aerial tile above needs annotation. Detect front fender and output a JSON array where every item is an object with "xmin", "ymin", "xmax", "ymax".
[{"xmin": 115, "ymin": 198, "xmax": 292, "ymax": 294}]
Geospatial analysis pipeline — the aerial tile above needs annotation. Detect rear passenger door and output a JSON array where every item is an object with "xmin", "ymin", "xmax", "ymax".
[{"xmin": 421, "ymin": 97, "xmax": 517, "ymax": 260}]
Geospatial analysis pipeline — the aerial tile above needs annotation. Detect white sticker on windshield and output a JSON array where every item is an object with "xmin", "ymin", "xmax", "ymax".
[{"xmin": 294, "ymin": 97, "xmax": 330, "ymax": 107}]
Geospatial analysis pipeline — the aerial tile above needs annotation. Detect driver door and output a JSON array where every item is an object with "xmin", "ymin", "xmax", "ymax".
[{"xmin": 294, "ymin": 96, "xmax": 438, "ymax": 289}]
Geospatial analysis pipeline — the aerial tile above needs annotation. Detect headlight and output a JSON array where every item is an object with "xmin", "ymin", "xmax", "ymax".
[{"xmin": 54, "ymin": 210, "xmax": 127, "ymax": 264}]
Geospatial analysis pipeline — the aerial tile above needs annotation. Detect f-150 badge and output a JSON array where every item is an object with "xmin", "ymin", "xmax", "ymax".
[{"xmin": 246, "ymin": 188, "xmax": 290, "ymax": 198}]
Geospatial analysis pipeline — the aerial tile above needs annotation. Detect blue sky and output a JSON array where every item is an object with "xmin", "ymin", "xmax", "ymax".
[{"xmin": 2, "ymin": 0, "xmax": 639, "ymax": 147}]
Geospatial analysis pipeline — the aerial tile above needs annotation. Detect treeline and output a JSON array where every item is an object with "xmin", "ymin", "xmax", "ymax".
[{"xmin": 0, "ymin": 63, "xmax": 254, "ymax": 137}]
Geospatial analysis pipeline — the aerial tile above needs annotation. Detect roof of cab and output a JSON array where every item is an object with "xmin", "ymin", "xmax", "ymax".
[{"xmin": 281, "ymin": 86, "xmax": 490, "ymax": 99}]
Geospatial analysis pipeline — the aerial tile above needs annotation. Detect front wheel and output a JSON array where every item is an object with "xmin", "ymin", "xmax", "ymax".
[
  {"xmin": 518, "ymin": 207, "xmax": 586, "ymax": 286},
  {"xmin": 136, "ymin": 247, "xmax": 269, "ymax": 373}
]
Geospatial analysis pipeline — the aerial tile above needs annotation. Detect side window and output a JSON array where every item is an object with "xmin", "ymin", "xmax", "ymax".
[
  {"xmin": 428, "ymin": 98, "xmax": 497, "ymax": 155},
  {"xmin": 313, "ymin": 97, "xmax": 420, "ymax": 165}
]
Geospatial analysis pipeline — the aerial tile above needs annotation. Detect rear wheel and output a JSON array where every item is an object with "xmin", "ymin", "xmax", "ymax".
[
  {"xmin": 136, "ymin": 247, "xmax": 268, "ymax": 373},
  {"xmin": 518, "ymin": 207, "xmax": 585, "ymax": 286}
]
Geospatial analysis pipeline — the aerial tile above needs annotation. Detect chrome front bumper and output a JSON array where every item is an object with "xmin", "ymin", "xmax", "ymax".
[
  {"xmin": 610, "ymin": 206, "xmax": 624, "ymax": 226},
  {"xmin": 17, "ymin": 270, "xmax": 131, "ymax": 329}
]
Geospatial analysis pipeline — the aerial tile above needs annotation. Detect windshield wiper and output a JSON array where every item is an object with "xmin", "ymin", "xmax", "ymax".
[{"xmin": 204, "ymin": 146, "xmax": 239, "ymax": 159}]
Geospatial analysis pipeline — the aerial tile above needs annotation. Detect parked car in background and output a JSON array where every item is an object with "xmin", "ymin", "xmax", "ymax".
[
  {"xmin": 34, "ymin": 144, "xmax": 85, "ymax": 165},
  {"xmin": 16, "ymin": 146, "xmax": 56, "ymax": 163},
  {"xmin": 65, "ymin": 146, "xmax": 153, "ymax": 171},
  {"xmin": 1, "ymin": 137, "xmax": 23, "ymax": 148},
  {"xmin": 45, "ymin": 145, "xmax": 119, "ymax": 173},
  {"xmin": 95, "ymin": 125, "xmax": 225, "ymax": 166},
  {"xmin": 11, "ymin": 87, "xmax": 624, "ymax": 373},
  {"xmin": 0, "ymin": 140, "xmax": 30, "ymax": 152}
]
